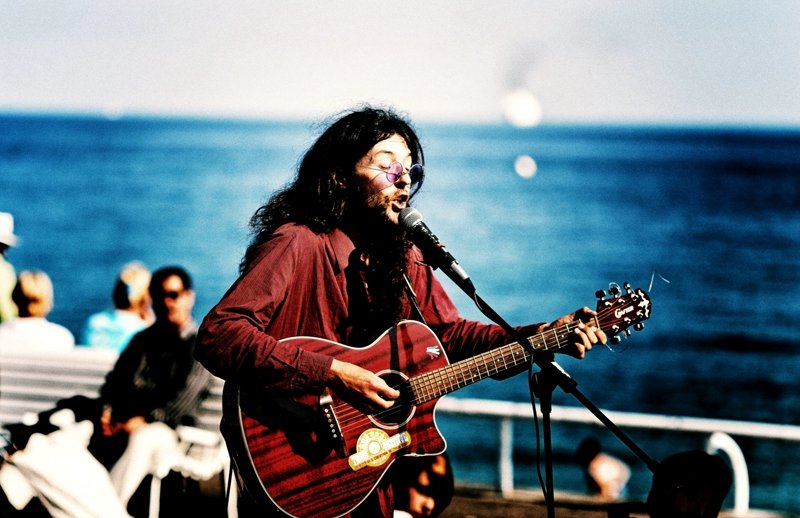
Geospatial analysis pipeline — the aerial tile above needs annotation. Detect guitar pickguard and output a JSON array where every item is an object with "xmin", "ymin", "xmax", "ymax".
[{"xmin": 348, "ymin": 428, "xmax": 412, "ymax": 471}]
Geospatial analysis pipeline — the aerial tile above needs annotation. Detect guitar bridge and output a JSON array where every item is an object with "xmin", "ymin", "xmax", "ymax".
[{"xmin": 319, "ymin": 391, "xmax": 346, "ymax": 457}]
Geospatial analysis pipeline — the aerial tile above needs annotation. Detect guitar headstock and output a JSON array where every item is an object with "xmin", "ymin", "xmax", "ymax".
[{"xmin": 594, "ymin": 282, "xmax": 652, "ymax": 344}]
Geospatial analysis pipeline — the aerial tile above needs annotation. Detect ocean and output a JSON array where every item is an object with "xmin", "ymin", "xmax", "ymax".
[{"xmin": 1, "ymin": 114, "xmax": 799, "ymax": 513}]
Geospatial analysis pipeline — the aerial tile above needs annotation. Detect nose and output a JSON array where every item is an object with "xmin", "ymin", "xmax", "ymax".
[
  {"xmin": 394, "ymin": 170, "xmax": 412, "ymax": 190},
  {"xmin": 421, "ymin": 496, "xmax": 435, "ymax": 515}
]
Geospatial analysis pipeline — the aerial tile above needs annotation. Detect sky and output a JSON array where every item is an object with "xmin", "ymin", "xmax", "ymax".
[{"xmin": 2, "ymin": 0, "xmax": 799, "ymax": 126}]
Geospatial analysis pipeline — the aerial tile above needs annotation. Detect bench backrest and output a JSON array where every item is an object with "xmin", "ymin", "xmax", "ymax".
[{"xmin": 0, "ymin": 347, "xmax": 224, "ymax": 432}]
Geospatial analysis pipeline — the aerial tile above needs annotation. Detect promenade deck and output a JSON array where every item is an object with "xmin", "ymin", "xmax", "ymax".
[{"xmin": 439, "ymin": 488, "xmax": 793, "ymax": 518}]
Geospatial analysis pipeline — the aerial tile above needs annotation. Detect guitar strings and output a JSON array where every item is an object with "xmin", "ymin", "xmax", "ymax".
[
  {"xmin": 334, "ymin": 307, "xmax": 614, "ymax": 431},
  {"xmin": 329, "ymin": 295, "xmax": 647, "ymax": 433}
]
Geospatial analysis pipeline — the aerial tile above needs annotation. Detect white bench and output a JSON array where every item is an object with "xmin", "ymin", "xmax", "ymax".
[
  {"xmin": 0, "ymin": 347, "xmax": 224, "ymax": 432},
  {"xmin": 0, "ymin": 347, "xmax": 234, "ymax": 517}
]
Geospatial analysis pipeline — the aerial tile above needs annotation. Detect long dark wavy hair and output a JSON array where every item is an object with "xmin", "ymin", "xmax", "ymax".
[{"xmin": 241, "ymin": 105, "xmax": 425, "ymax": 272}]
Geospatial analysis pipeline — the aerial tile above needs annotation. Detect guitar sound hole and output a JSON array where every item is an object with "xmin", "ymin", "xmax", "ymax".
[{"xmin": 373, "ymin": 371, "xmax": 413, "ymax": 427}]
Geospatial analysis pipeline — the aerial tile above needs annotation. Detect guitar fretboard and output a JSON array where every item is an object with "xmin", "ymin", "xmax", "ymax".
[{"xmin": 409, "ymin": 322, "xmax": 579, "ymax": 404}]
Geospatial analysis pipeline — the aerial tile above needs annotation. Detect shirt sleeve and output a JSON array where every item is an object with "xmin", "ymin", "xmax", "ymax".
[
  {"xmin": 195, "ymin": 226, "xmax": 333, "ymax": 394},
  {"xmin": 100, "ymin": 332, "xmax": 144, "ymax": 420}
]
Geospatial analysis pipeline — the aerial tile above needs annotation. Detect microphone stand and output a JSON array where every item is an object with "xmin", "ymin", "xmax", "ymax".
[{"xmin": 452, "ymin": 279, "xmax": 659, "ymax": 518}]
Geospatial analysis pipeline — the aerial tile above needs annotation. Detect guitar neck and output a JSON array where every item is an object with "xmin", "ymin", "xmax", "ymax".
[{"xmin": 409, "ymin": 321, "xmax": 582, "ymax": 404}]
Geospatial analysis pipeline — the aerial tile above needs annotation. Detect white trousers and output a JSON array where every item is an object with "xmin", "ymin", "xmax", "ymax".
[{"xmin": 109, "ymin": 422, "xmax": 179, "ymax": 506}]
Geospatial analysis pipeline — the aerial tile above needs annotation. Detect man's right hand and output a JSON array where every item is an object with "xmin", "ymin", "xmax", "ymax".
[{"xmin": 328, "ymin": 359, "xmax": 400, "ymax": 414}]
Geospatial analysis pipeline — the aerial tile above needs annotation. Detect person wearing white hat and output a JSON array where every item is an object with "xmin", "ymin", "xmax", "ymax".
[{"xmin": 0, "ymin": 211, "xmax": 19, "ymax": 323}]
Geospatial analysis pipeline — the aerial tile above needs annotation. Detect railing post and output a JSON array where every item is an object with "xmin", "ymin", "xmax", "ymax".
[
  {"xmin": 706, "ymin": 431, "xmax": 749, "ymax": 515},
  {"xmin": 499, "ymin": 416, "xmax": 514, "ymax": 497}
]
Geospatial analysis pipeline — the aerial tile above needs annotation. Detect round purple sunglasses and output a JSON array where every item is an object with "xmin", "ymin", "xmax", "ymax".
[{"xmin": 361, "ymin": 161, "xmax": 424, "ymax": 186}]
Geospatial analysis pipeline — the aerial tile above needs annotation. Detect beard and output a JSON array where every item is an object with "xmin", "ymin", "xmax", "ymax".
[{"xmin": 344, "ymin": 184, "xmax": 413, "ymax": 340}]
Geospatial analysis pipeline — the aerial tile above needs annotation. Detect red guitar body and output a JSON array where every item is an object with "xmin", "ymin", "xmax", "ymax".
[{"xmin": 222, "ymin": 321, "xmax": 451, "ymax": 518}]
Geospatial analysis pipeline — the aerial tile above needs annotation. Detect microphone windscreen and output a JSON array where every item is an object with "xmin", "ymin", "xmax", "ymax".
[{"xmin": 399, "ymin": 207, "xmax": 423, "ymax": 230}]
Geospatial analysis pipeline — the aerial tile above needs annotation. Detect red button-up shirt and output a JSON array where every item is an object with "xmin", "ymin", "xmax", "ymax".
[
  {"xmin": 195, "ymin": 223, "xmax": 541, "ymax": 517},
  {"xmin": 196, "ymin": 223, "xmax": 535, "ymax": 390}
]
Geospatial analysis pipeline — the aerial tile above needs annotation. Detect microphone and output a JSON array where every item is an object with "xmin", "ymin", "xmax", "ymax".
[{"xmin": 399, "ymin": 207, "xmax": 475, "ymax": 295}]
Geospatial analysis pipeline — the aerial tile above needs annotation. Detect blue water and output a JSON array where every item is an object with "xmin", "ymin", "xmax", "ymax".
[{"xmin": 2, "ymin": 114, "xmax": 799, "ymax": 513}]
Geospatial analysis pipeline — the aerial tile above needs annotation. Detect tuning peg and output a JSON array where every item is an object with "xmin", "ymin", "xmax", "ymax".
[
  {"xmin": 624, "ymin": 282, "xmax": 632, "ymax": 294},
  {"xmin": 624, "ymin": 329, "xmax": 631, "ymax": 337},
  {"xmin": 610, "ymin": 336, "xmax": 622, "ymax": 345},
  {"xmin": 608, "ymin": 283, "xmax": 621, "ymax": 297},
  {"xmin": 595, "ymin": 289, "xmax": 607, "ymax": 300},
  {"xmin": 634, "ymin": 323, "xmax": 644, "ymax": 331}
]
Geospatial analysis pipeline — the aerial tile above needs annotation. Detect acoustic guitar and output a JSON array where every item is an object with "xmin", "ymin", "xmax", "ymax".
[{"xmin": 222, "ymin": 283, "xmax": 651, "ymax": 517}]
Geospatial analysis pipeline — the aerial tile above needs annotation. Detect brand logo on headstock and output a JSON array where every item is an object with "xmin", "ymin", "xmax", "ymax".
[{"xmin": 615, "ymin": 306, "xmax": 634, "ymax": 318}]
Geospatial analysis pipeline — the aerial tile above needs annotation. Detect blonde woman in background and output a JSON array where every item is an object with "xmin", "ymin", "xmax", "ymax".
[
  {"xmin": 81, "ymin": 261, "xmax": 153, "ymax": 352},
  {"xmin": 0, "ymin": 269, "xmax": 75, "ymax": 350}
]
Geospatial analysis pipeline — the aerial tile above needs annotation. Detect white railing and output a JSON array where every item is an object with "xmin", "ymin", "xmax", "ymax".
[{"xmin": 436, "ymin": 397, "xmax": 800, "ymax": 514}]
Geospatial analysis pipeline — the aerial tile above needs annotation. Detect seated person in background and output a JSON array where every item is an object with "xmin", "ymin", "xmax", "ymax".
[
  {"xmin": 0, "ymin": 269, "xmax": 74, "ymax": 350},
  {"xmin": 0, "ymin": 211, "xmax": 19, "ymax": 323},
  {"xmin": 81, "ymin": 261, "xmax": 153, "ymax": 352},
  {"xmin": 91, "ymin": 265, "xmax": 214, "ymax": 508},
  {"xmin": 392, "ymin": 454, "xmax": 454, "ymax": 518},
  {"xmin": 575, "ymin": 436, "xmax": 631, "ymax": 500}
]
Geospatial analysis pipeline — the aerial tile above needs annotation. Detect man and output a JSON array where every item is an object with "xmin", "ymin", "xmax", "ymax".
[
  {"xmin": 196, "ymin": 106, "xmax": 605, "ymax": 517},
  {"xmin": 98, "ymin": 265, "xmax": 214, "ymax": 507}
]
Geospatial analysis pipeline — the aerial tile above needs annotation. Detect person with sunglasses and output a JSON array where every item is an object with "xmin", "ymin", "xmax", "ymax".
[
  {"xmin": 196, "ymin": 106, "xmax": 605, "ymax": 517},
  {"xmin": 96, "ymin": 265, "xmax": 214, "ymax": 509}
]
